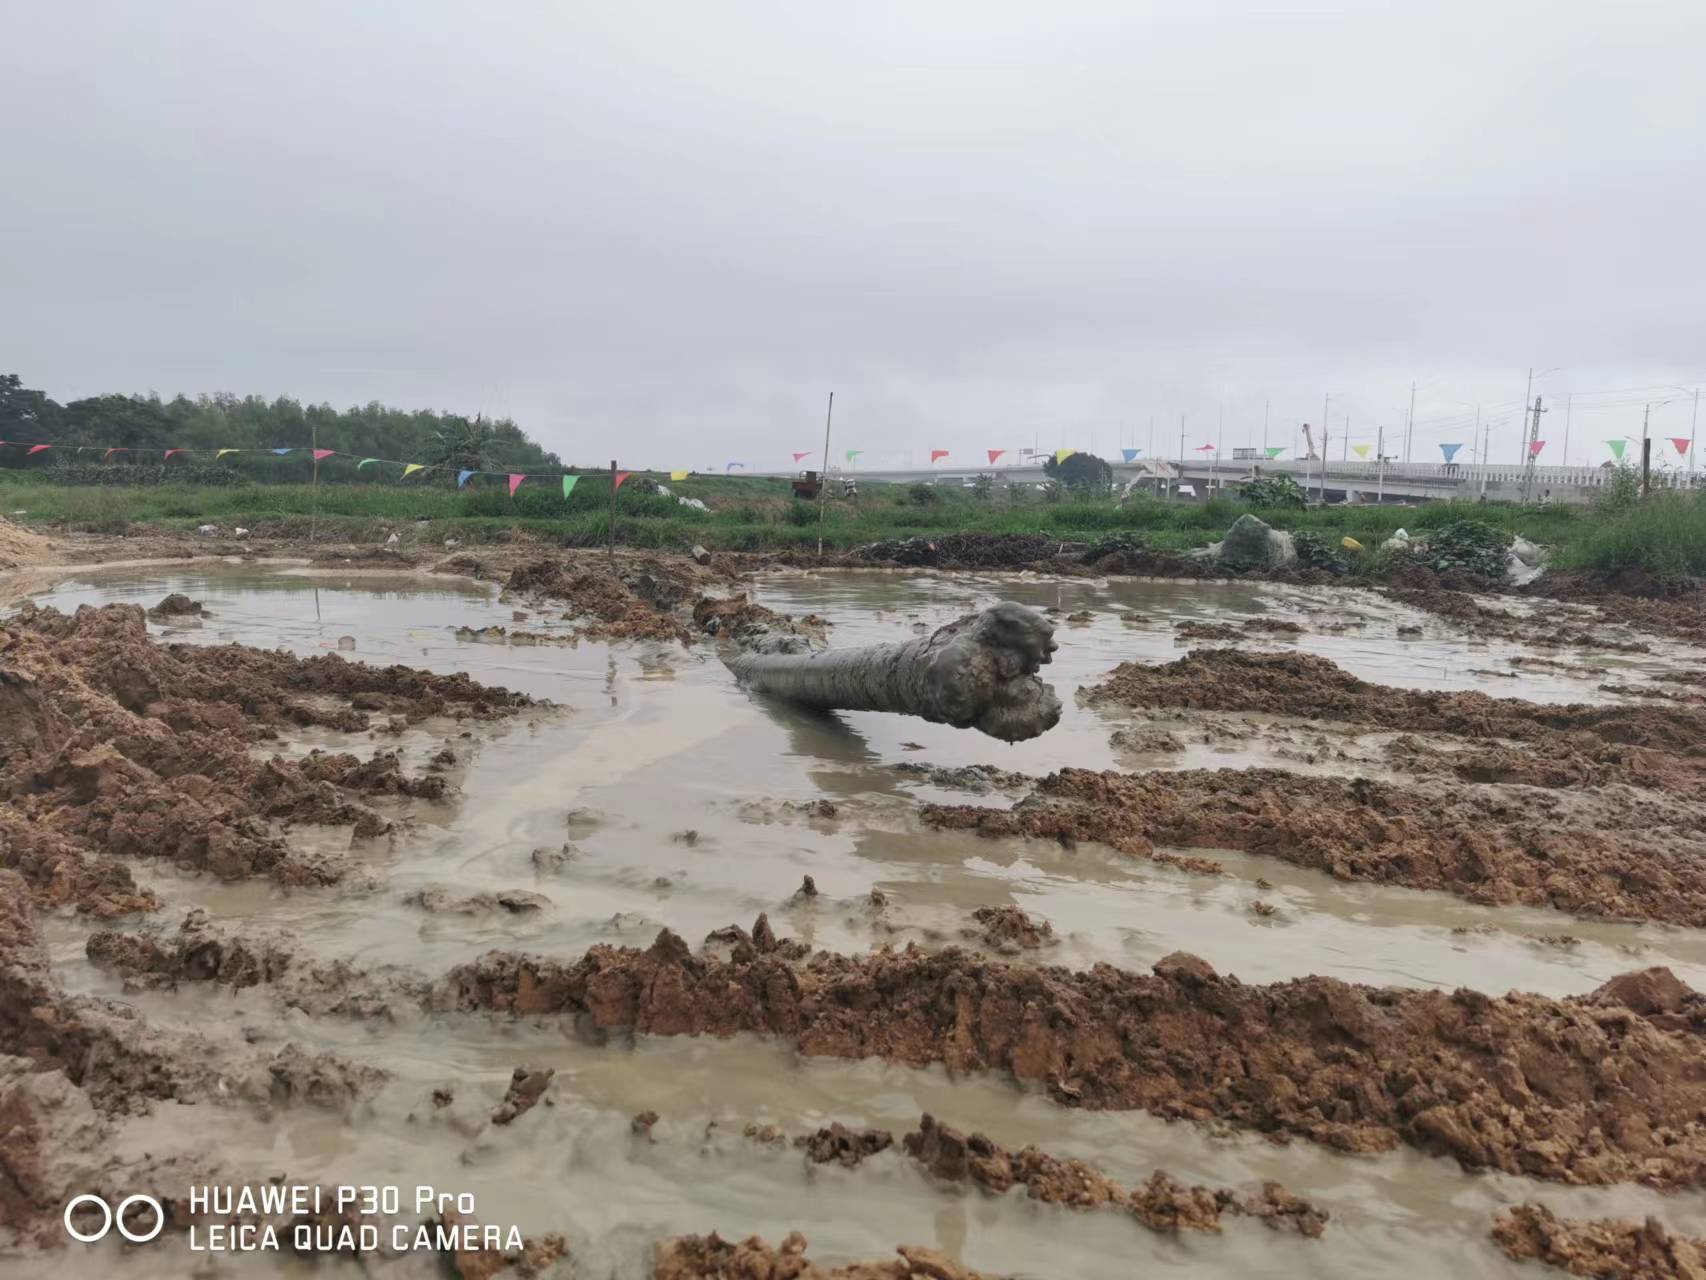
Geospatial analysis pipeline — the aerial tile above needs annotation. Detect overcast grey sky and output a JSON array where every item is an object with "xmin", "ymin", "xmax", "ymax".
[{"xmin": 5, "ymin": 1, "xmax": 1705, "ymax": 468}]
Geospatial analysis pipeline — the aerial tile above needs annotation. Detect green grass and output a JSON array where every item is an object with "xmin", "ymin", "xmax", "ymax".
[
  {"xmin": 1551, "ymin": 491, "xmax": 1706, "ymax": 580},
  {"xmin": 1, "ymin": 473, "xmax": 1680, "ymax": 579}
]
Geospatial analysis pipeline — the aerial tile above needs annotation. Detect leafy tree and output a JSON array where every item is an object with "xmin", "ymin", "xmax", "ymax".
[
  {"xmin": 0, "ymin": 374, "xmax": 62, "ymax": 440},
  {"xmin": 970, "ymin": 473, "xmax": 994, "ymax": 501},
  {"xmin": 1043, "ymin": 451, "xmax": 1113, "ymax": 496}
]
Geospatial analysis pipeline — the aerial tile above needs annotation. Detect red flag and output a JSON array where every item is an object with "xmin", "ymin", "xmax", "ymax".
[
  {"xmin": 930, "ymin": 450, "xmax": 949, "ymax": 463},
  {"xmin": 1194, "ymin": 443, "xmax": 1216, "ymax": 452},
  {"xmin": 105, "ymin": 448, "xmax": 127, "ymax": 459},
  {"xmin": 987, "ymin": 449, "xmax": 1005, "ymax": 464},
  {"xmin": 313, "ymin": 448, "xmax": 335, "ymax": 461},
  {"xmin": 614, "ymin": 471, "xmax": 632, "ymax": 489},
  {"xmin": 1673, "ymin": 438, "xmax": 1692, "ymax": 456},
  {"xmin": 1528, "ymin": 440, "xmax": 1545, "ymax": 458},
  {"xmin": 508, "ymin": 473, "xmax": 525, "ymax": 496},
  {"xmin": 26, "ymin": 444, "xmax": 51, "ymax": 455},
  {"xmin": 164, "ymin": 449, "xmax": 185, "ymax": 460},
  {"xmin": 792, "ymin": 451, "xmax": 811, "ymax": 462}
]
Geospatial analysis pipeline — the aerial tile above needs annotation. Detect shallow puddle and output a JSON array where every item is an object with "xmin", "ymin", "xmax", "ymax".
[{"xmin": 9, "ymin": 563, "xmax": 1706, "ymax": 1276}]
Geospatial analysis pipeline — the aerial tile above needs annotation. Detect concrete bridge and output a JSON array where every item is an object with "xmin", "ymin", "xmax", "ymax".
[{"xmin": 757, "ymin": 456, "xmax": 1697, "ymax": 505}]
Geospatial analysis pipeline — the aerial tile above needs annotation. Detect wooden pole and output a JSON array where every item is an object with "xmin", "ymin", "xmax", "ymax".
[
  {"xmin": 310, "ymin": 419, "xmax": 320, "ymax": 544},
  {"xmin": 608, "ymin": 459, "xmax": 617, "ymax": 559},
  {"xmin": 816, "ymin": 391, "xmax": 835, "ymax": 556}
]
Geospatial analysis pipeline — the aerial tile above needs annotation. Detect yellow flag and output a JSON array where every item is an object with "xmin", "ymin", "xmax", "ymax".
[
  {"xmin": 1352, "ymin": 444, "xmax": 1370, "ymax": 458},
  {"xmin": 670, "ymin": 470, "xmax": 688, "ymax": 481},
  {"xmin": 401, "ymin": 463, "xmax": 425, "ymax": 478},
  {"xmin": 216, "ymin": 448, "xmax": 238, "ymax": 458},
  {"xmin": 1055, "ymin": 448, "xmax": 1076, "ymax": 464}
]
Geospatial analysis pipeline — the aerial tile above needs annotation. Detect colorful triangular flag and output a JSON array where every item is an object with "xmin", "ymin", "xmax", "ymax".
[
  {"xmin": 1672, "ymin": 438, "xmax": 1692, "ymax": 457},
  {"xmin": 401, "ymin": 463, "xmax": 425, "ymax": 478},
  {"xmin": 1439, "ymin": 443, "xmax": 1462, "ymax": 462},
  {"xmin": 670, "ymin": 470, "xmax": 689, "ymax": 481},
  {"xmin": 26, "ymin": 444, "xmax": 51, "ymax": 455},
  {"xmin": 987, "ymin": 449, "xmax": 1005, "ymax": 464},
  {"xmin": 1352, "ymin": 444, "xmax": 1370, "ymax": 458},
  {"xmin": 792, "ymin": 451, "xmax": 811, "ymax": 462},
  {"xmin": 163, "ymin": 449, "xmax": 185, "ymax": 460},
  {"xmin": 272, "ymin": 447, "xmax": 294, "ymax": 455},
  {"xmin": 1193, "ymin": 443, "xmax": 1216, "ymax": 453},
  {"xmin": 457, "ymin": 469, "xmax": 475, "ymax": 488},
  {"xmin": 930, "ymin": 450, "xmax": 950, "ymax": 463},
  {"xmin": 1054, "ymin": 448, "xmax": 1075, "ymax": 464},
  {"xmin": 615, "ymin": 471, "xmax": 632, "ymax": 489},
  {"xmin": 726, "ymin": 462, "xmax": 745, "ymax": 471},
  {"xmin": 216, "ymin": 448, "xmax": 239, "ymax": 458},
  {"xmin": 104, "ymin": 448, "xmax": 127, "ymax": 459},
  {"xmin": 508, "ymin": 473, "xmax": 524, "ymax": 496},
  {"xmin": 313, "ymin": 449, "xmax": 335, "ymax": 461},
  {"xmin": 1265, "ymin": 446, "xmax": 1285, "ymax": 458},
  {"xmin": 1528, "ymin": 440, "xmax": 1546, "ymax": 458},
  {"xmin": 561, "ymin": 475, "xmax": 579, "ymax": 498},
  {"xmin": 1121, "ymin": 448, "xmax": 1140, "ymax": 461},
  {"xmin": 845, "ymin": 449, "xmax": 863, "ymax": 462},
  {"xmin": 1607, "ymin": 440, "xmax": 1626, "ymax": 460},
  {"xmin": 357, "ymin": 458, "xmax": 379, "ymax": 469}
]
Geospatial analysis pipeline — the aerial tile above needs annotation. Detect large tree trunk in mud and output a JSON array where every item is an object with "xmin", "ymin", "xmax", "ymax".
[{"xmin": 727, "ymin": 601, "xmax": 1061, "ymax": 743}]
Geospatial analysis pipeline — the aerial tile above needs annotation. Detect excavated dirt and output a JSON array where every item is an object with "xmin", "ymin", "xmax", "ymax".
[
  {"xmin": 962, "ymin": 906, "xmax": 1057, "ymax": 954},
  {"xmin": 902, "ymin": 1113, "xmax": 1326, "ymax": 1237},
  {"xmin": 1091, "ymin": 648, "xmax": 1706, "ymax": 758},
  {"xmin": 0, "ymin": 602, "xmax": 529, "ymax": 910},
  {"xmin": 654, "ymin": 1231, "xmax": 994, "ymax": 1279},
  {"xmin": 923, "ymin": 765, "xmax": 1706, "ymax": 926},
  {"xmin": 438, "ymin": 928, "xmax": 1706, "ymax": 1189},
  {"xmin": 504, "ymin": 555, "xmax": 827, "ymax": 651},
  {"xmin": 0, "ymin": 516, "xmax": 57, "ymax": 570},
  {"xmin": 1491, "ymin": 1204, "xmax": 1706, "ymax": 1278},
  {"xmin": 794, "ymin": 1122, "xmax": 894, "ymax": 1168}
]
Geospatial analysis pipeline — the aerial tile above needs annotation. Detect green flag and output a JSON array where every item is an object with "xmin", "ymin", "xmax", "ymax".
[
  {"xmin": 357, "ymin": 457, "xmax": 379, "ymax": 469},
  {"xmin": 1264, "ymin": 446, "xmax": 1285, "ymax": 458},
  {"xmin": 1606, "ymin": 439, "xmax": 1626, "ymax": 460},
  {"xmin": 562, "ymin": 475, "xmax": 579, "ymax": 499},
  {"xmin": 845, "ymin": 449, "xmax": 863, "ymax": 461}
]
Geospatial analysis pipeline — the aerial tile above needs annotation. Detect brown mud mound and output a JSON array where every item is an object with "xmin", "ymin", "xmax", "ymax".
[
  {"xmin": 795, "ymin": 1122, "xmax": 894, "ymax": 1167},
  {"xmin": 506, "ymin": 555, "xmax": 825, "ymax": 651},
  {"xmin": 858, "ymin": 532, "xmax": 1061, "ymax": 570},
  {"xmin": 655, "ymin": 1231, "xmax": 995, "ymax": 1279},
  {"xmin": 1491, "ymin": 1204, "xmax": 1706, "ymax": 1278},
  {"xmin": 903, "ymin": 1113, "xmax": 1326, "ymax": 1237},
  {"xmin": 1092, "ymin": 649, "xmax": 1706, "ymax": 753},
  {"xmin": 438, "ymin": 928, "xmax": 1706, "ymax": 1189},
  {"xmin": 924, "ymin": 766, "xmax": 1706, "ymax": 926},
  {"xmin": 1538, "ymin": 571, "xmax": 1706, "ymax": 646},
  {"xmin": 963, "ymin": 906, "xmax": 1057, "ymax": 954},
  {"xmin": 146, "ymin": 592, "xmax": 205, "ymax": 618},
  {"xmin": 1383, "ymin": 733, "xmax": 1696, "ymax": 792},
  {"xmin": 0, "ymin": 603, "xmax": 527, "ymax": 905},
  {"xmin": 85, "ymin": 908, "xmax": 426, "ymax": 1018},
  {"xmin": 0, "ymin": 515, "xmax": 55, "ymax": 570}
]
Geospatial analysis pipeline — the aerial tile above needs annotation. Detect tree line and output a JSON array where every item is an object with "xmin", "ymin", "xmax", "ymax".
[{"xmin": 0, "ymin": 374, "xmax": 564, "ymax": 480}]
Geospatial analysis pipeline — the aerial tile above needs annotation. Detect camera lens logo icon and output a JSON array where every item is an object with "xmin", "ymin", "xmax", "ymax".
[{"xmin": 63, "ymin": 1193, "xmax": 165, "ymax": 1244}]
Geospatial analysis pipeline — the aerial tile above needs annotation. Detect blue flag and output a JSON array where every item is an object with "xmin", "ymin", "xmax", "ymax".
[
  {"xmin": 458, "ymin": 469, "xmax": 475, "ymax": 488},
  {"xmin": 1440, "ymin": 443, "xmax": 1463, "ymax": 463},
  {"xmin": 1121, "ymin": 448, "xmax": 1141, "ymax": 461}
]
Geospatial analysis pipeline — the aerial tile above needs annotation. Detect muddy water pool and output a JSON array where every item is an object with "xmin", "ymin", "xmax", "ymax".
[{"xmin": 9, "ymin": 564, "xmax": 1705, "ymax": 1277}]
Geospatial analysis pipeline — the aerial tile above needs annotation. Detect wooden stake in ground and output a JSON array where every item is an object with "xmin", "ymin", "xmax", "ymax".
[
  {"xmin": 816, "ymin": 391, "xmax": 835, "ymax": 556},
  {"xmin": 608, "ymin": 459, "xmax": 617, "ymax": 560},
  {"xmin": 310, "ymin": 420, "xmax": 320, "ymax": 544}
]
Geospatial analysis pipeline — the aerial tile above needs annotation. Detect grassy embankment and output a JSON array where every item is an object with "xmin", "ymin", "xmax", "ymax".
[{"xmin": 3, "ymin": 472, "xmax": 1702, "ymax": 579}]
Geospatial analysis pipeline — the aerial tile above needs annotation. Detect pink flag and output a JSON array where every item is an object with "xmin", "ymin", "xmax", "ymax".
[
  {"xmin": 1673, "ymin": 438, "xmax": 1692, "ymax": 456},
  {"xmin": 1194, "ymin": 443, "xmax": 1216, "ymax": 452},
  {"xmin": 105, "ymin": 448, "xmax": 127, "ymax": 459},
  {"xmin": 313, "ymin": 448, "xmax": 335, "ymax": 461},
  {"xmin": 930, "ymin": 450, "xmax": 949, "ymax": 463},
  {"xmin": 614, "ymin": 471, "xmax": 632, "ymax": 489},
  {"xmin": 26, "ymin": 444, "xmax": 50, "ymax": 455},
  {"xmin": 164, "ymin": 449, "xmax": 185, "ymax": 460},
  {"xmin": 1528, "ymin": 440, "xmax": 1546, "ymax": 458},
  {"xmin": 987, "ymin": 449, "xmax": 1005, "ymax": 464},
  {"xmin": 508, "ymin": 473, "xmax": 524, "ymax": 496},
  {"xmin": 792, "ymin": 451, "xmax": 811, "ymax": 462}
]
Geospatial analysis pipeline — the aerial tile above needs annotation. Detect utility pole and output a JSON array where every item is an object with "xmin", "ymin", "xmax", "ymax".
[
  {"xmin": 1342, "ymin": 416, "xmax": 1350, "ymax": 461},
  {"xmin": 607, "ymin": 459, "xmax": 617, "ymax": 559},
  {"xmin": 1690, "ymin": 388, "xmax": 1699, "ymax": 485},
  {"xmin": 1261, "ymin": 399, "xmax": 1269, "ymax": 456},
  {"xmin": 1642, "ymin": 404, "xmax": 1652, "ymax": 498},
  {"xmin": 816, "ymin": 391, "xmax": 834, "ymax": 556},
  {"xmin": 1476, "ymin": 404, "xmax": 1488, "ymax": 500},
  {"xmin": 1318, "ymin": 421, "xmax": 1328, "ymax": 504},
  {"xmin": 1376, "ymin": 425, "xmax": 1385, "ymax": 504},
  {"xmin": 1562, "ymin": 394, "xmax": 1572, "ymax": 470},
  {"xmin": 1521, "ymin": 395, "xmax": 1546, "ymax": 503},
  {"xmin": 1403, "ymin": 380, "xmax": 1416, "ymax": 463},
  {"xmin": 1214, "ymin": 406, "xmax": 1222, "ymax": 495}
]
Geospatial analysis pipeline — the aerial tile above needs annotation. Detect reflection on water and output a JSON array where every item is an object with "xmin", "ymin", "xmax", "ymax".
[{"xmin": 9, "ymin": 563, "xmax": 1706, "ymax": 1277}]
